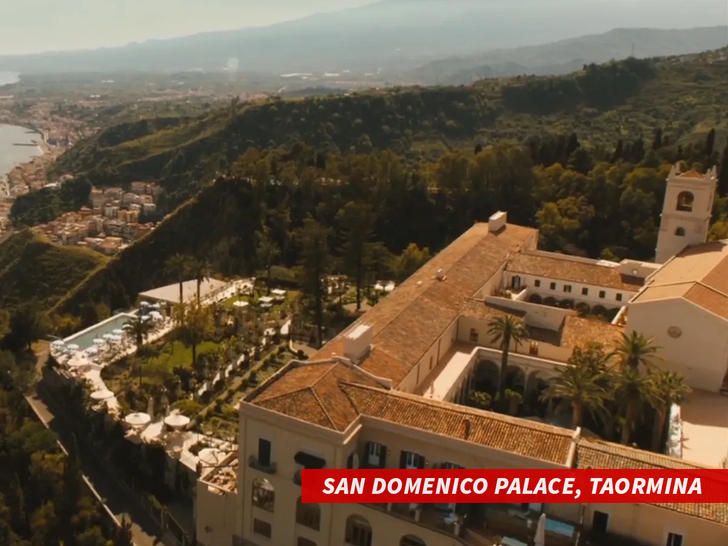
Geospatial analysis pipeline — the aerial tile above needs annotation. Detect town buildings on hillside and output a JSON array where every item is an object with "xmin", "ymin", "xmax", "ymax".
[
  {"xmin": 194, "ymin": 166, "xmax": 728, "ymax": 546},
  {"xmin": 34, "ymin": 182, "xmax": 159, "ymax": 254}
]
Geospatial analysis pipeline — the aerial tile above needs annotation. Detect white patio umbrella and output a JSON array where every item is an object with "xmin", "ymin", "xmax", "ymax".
[
  {"xmin": 90, "ymin": 389, "xmax": 114, "ymax": 401},
  {"xmin": 140, "ymin": 301, "xmax": 150, "ymax": 307},
  {"xmin": 67, "ymin": 343, "xmax": 80, "ymax": 351},
  {"xmin": 102, "ymin": 333, "xmax": 114, "ymax": 341},
  {"xmin": 149, "ymin": 311, "xmax": 163, "ymax": 320},
  {"xmin": 112, "ymin": 329, "xmax": 124, "ymax": 335},
  {"xmin": 534, "ymin": 512, "xmax": 547, "ymax": 546},
  {"xmin": 233, "ymin": 300, "xmax": 248, "ymax": 308},
  {"xmin": 124, "ymin": 412, "xmax": 151, "ymax": 427},
  {"xmin": 51, "ymin": 340, "xmax": 65, "ymax": 348},
  {"xmin": 164, "ymin": 414, "xmax": 190, "ymax": 429},
  {"xmin": 93, "ymin": 338, "xmax": 105, "ymax": 345},
  {"xmin": 85, "ymin": 346, "xmax": 99, "ymax": 355},
  {"xmin": 150, "ymin": 303, "xmax": 161, "ymax": 309},
  {"xmin": 109, "ymin": 334, "xmax": 123, "ymax": 343},
  {"xmin": 142, "ymin": 315, "xmax": 151, "ymax": 322}
]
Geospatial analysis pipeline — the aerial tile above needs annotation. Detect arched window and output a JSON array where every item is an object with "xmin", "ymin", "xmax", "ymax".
[
  {"xmin": 296, "ymin": 497, "xmax": 321, "ymax": 530},
  {"xmin": 676, "ymin": 191, "xmax": 694, "ymax": 212},
  {"xmin": 675, "ymin": 227, "xmax": 686, "ymax": 237},
  {"xmin": 401, "ymin": 536, "xmax": 427, "ymax": 546},
  {"xmin": 251, "ymin": 478, "xmax": 275, "ymax": 513},
  {"xmin": 345, "ymin": 514, "xmax": 372, "ymax": 546}
]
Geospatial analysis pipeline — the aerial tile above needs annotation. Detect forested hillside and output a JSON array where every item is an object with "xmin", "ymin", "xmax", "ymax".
[
  {"xmin": 0, "ymin": 351, "xmax": 131, "ymax": 546},
  {"xmin": 51, "ymin": 132, "xmax": 728, "ymax": 321},
  {"xmin": 35, "ymin": 51, "xmax": 728, "ymax": 225},
  {"xmin": 0, "ymin": 230, "xmax": 106, "ymax": 311}
]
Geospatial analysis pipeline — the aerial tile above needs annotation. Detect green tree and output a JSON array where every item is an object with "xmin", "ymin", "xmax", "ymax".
[
  {"xmin": 615, "ymin": 366, "xmax": 657, "ymax": 445},
  {"xmin": 540, "ymin": 344, "xmax": 612, "ymax": 428},
  {"xmin": 8, "ymin": 305, "xmax": 48, "ymax": 352},
  {"xmin": 393, "ymin": 243, "xmax": 431, "ymax": 282},
  {"xmin": 336, "ymin": 201, "xmax": 376, "ymax": 310},
  {"xmin": 650, "ymin": 370, "xmax": 691, "ymax": 452},
  {"xmin": 123, "ymin": 317, "xmax": 153, "ymax": 389},
  {"xmin": 174, "ymin": 301, "xmax": 214, "ymax": 368},
  {"xmin": 297, "ymin": 217, "xmax": 331, "ymax": 347},
  {"xmin": 614, "ymin": 331, "xmax": 658, "ymax": 370},
  {"xmin": 255, "ymin": 226, "xmax": 280, "ymax": 295},
  {"xmin": 164, "ymin": 254, "xmax": 193, "ymax": 304},
  {"xmin": 487, "ymin": 315, "xmax": 527, "ymax": 400},
  {"xmin": 115, "ymin": 516, "xmax": 134, "ymax": 546},
  {"xmin": 189, "ymin": 258, "xmax": 213, "ymax": 302},
  {"xmin": 469, "ymin": 391, "xmax": 492, "ymax": 410},
  {"xmin": 705, "ymin": 128, "xmax": 716, "ymax": 157}
]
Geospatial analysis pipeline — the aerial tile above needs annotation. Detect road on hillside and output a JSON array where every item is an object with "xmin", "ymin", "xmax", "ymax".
[{"xmin": 27, "ymin": 350, "xmax": 173, "ymax": 546}]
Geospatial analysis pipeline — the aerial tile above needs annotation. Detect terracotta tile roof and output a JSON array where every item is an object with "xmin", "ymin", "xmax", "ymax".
[
  {"xmin": 460, "ymin": 300, "xmax": 525, "ymax": 321},
  {"xmin": 633, "ymin": 241, "xmax": 728, "ymax": 320},
  {"xmin": 505, "ymin": 252, "xmax": 643, "ymax": 291},
  {"xmin": 678, "ymin": 170, "xmax": 706, "ymax": 179},
  {"xmin": 341, "ymin": 383, "xmax": 575, "ymax": 465},
  {"xmin": 560, "ymin": 316, "xmax": 624, "ymax": 351},
  {"xmin": 249, "ymin": 360, "xmax": 384, "ymax": 431},
  {"xmin": 312, "ymin": 222, "xmax": 538, "ymax": 386},
  {"xmin": 576, "ymin": 439, "xmax": 728, "ymax": 525}
]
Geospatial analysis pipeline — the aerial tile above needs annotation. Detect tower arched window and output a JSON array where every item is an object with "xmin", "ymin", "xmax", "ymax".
[
  {"xmin": 676, "ymin": 191, "xmax": 694, "ymax": 212},
  {"xmin": 675, "ymin": 227, "xmax": 685, "ymax": 237}
]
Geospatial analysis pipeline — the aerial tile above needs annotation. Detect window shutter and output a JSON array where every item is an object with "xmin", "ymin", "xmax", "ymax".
[
  {"xmin": 399, "ymin": 450, "xmax": 407, "ymax": 469},
  {"xmin": 379, "ymin": 447, "xmax": 387, "ymax": 468},
  {"xmin": 417, "ymin": 455, "xmax": 425, "ymax": 469}
]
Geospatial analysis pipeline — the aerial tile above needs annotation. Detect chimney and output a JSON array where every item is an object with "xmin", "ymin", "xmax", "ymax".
[
  {"xmin": 343, "ymin": 323, "xmax": 373, "ymax": 364},
  {"xmin": 463, "ymin": 419, "xmax": 471, "ymax": 440},
  {"xmin": 488, "ymin": 211, "xmax": 507, "ymax": 233},
  {"xmin": 435, "ymin": 268, "xmax": 446, "ymax": 281}
]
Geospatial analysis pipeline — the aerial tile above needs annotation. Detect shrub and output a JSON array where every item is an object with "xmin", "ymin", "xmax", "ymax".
[
  {"xmin": 527, "ymin": 294, "xmax": 542, "ymax": 304},
  {"xmin": 174, "ymin": 399, "xmax": 203, "ymax": 417}
]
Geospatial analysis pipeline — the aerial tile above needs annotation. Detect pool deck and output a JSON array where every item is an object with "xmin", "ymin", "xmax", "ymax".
[{"xmin": 63, "ymin": 312, "xmax": 137, "ymax": 348}]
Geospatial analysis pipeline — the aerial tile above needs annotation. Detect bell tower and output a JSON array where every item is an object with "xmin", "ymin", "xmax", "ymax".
[{"xmin": 655, "ymin": 164, "xmax": 717, "ymax": 264}]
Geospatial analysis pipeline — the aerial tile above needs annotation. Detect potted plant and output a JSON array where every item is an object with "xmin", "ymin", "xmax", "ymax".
[{"xmin": 505, "ymin": 389, "xmax": 523, "ymax": 416}]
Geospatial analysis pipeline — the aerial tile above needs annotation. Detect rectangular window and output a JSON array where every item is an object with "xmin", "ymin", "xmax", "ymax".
[
  {"xmin": 599, "ymin": 290, "xmax": 606, "ymax": 299},
  {"xmin": 564, "ymin": 285, "xmax": 572, "ymax": 293},
  {"xmin": 616, "ymin": 293, "xmax": 623, "ymax": 302},
  {"xmin": 346, "ymin": 452, "xmax": 356, "ymax": 469},
  {"xmin": 429, "ymin": 355, "xmax": 434, "ymax": 369},
  {"xmin": 258, "ymin": 438, "xmax": 271, "ymax": 466},
  {"xmin": 581, "ymin": 287, "xmax": 589, "ymax": 296},
  {"xmin": 253, "ymin": 518, "xmax": 272, "ymax": 539},
  {"xmin": 534, "ymin": 279, "xmax": 541, "ymax": 287},
  {"xmin": 366, "ymin": 442, "xmax": 386, "ymax": 468},
  {"xmin": 401, "ymin": 451, "xmax": 425, "ymax": 469},
  {"xmin": 298, "ymin": 539, "xmax": 317, "ymax": 546},
  {"xmin": 550, "ymin": 282, "xmax": 556, "ymax": 290},
  {"xmin": 666, "ymin": 533, "xmax": 683, "ymax": 546},
  {"xmin": 592, "ymin": 511, "xmax": 609, "ymax": 534},
  {"xmin": 469, "ymin": 328, "xmax": 479, "ymax": 343}
]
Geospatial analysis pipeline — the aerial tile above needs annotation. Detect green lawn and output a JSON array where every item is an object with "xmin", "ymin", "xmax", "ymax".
[{"xmin": 145, "ymin": 339, "xmax": 220, "ymax": 370}]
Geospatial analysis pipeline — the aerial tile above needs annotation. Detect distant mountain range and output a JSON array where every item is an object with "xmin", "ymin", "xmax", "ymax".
[
  {"xmin": 0, "ymin": 0, "xmax": 726, "ymax": 75},
  {"xmin": 409, "ymin": 27, "xmax": 728, "ymax": 84}
]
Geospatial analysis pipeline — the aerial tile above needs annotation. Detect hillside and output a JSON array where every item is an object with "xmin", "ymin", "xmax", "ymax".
[
  {"xmin": 0, "ymin": 0, "xmax": 725, "ymax": 74},
  {"xmin": 410, "ymin": 27, "xmax": 728, "ymax": 84},
  {"xmin": 0, "ymin": 230, "xmax": 107, "ymax": 311},
  {"xmin": 42, "ymin": 51, "xmax": 728, "ymax": 219}
]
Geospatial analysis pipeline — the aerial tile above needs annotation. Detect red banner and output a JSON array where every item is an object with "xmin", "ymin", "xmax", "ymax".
[{"xmin": 301, "ymin": 469, "xmax": 728, "ymax": 503}]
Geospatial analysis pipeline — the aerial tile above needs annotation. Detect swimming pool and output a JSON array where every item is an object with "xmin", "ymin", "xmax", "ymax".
[
  {"xmin": 546, "ymin": 518, "xmax": 576, "ymax": 537},
  {"xmin": 64, "ymin": 313, "xmax": 136, "ymax": 351}
]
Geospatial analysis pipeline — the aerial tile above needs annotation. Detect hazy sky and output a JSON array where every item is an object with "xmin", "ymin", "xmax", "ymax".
[{"xmin": 0, "ymin": 0, "xmax": 375, "ymax": 55}]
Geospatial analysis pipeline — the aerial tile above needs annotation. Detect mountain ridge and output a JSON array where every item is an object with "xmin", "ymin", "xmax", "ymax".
[{"xmin": 0, "ymin": 0, "xmax": 725, "ymax": 74}]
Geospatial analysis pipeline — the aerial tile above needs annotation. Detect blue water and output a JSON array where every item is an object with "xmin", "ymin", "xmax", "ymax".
[
  {"xmin": 546, "ymin": 518, "xmax": 575, "ymax": 537},
  {"xmin": 64, "ymin": 314, "xmax": 135, "ymax": 351}
]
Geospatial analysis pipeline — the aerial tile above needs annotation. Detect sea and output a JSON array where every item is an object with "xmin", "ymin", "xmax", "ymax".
[
  {"xmin": 0, "ymin": 125, "xmax": 43, "ymax": 184},
  {"xmin": 0, "ymin": 71, "xmax": 41, "ymax": 186}
]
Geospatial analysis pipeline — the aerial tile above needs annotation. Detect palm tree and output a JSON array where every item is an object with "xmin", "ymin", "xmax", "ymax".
[
  {"xmin": 615, "ymin": 366, "xmax": 657, "ymax": 445},
  {"xmin": 614, "ymin": 331, "xmax": 659, "ymax": 370},
  {"xmin": 487, "ymin": 315, "xmax": 527, "ymax": 400},
  {"xmin": 173, "ymin": 301, "xmax": 214, "ymax": 368},
  {"xmin": 540, "ymin": 344, "xmax": 613, "ymax": 428},
  {"xmin": 190, "ymin": 258, "xmax": 213, "ymax": 302},
  {"xmin": 123, "ymin": 316, "xmax": 153, "ymax": 389},
  {"xmin": 165, "ymin": 254, "xmax": 192, "ymax": 304},
  {"xmin": 650, "ymin": 371, "xmax": 691, "ymax": 452}
]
